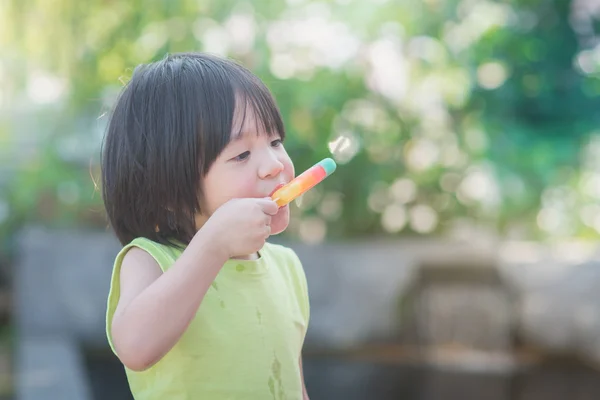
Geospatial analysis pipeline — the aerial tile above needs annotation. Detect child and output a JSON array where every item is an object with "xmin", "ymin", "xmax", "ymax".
[{"xmin": 101, "ymin": 52, "xmax": 310, "ymax": 399}]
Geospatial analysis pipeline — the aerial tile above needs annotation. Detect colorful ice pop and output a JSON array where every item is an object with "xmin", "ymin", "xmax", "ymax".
[{"xmin": 271, "ymin": 158, "xmax": 337, "ymax": 207}]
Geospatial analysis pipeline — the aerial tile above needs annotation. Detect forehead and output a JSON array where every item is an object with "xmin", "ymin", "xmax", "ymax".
[
  {"xmin": 230, "ymin": 97, "xmax": 278, "ymax": 141},
  {"xmin": 231, "ymin": 100, "xmax": 257, "ymax": 136}
]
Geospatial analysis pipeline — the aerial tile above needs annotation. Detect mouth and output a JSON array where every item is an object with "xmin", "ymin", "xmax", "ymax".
[{"xmin": 269, "ymin": 183, "xmax": 286, "ymax": 198}]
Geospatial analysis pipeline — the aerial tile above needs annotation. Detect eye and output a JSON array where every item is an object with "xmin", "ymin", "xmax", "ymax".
[
  {"xmin": 233, "ymin": 151, "xmax": 250, "ymax": 162},
  {"xmin": 271, "ymin": 139, "xmax": 283, "ymax": 147}
]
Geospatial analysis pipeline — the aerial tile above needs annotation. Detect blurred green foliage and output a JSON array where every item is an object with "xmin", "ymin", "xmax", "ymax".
[{"xmin": 2, "ymin": 0, "xmax": 600, "ymax": 256}]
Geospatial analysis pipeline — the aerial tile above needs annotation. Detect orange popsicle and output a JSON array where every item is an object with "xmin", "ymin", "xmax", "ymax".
[{"xmin": 271, "ymin": 158, "xmax": 337, "ymax": 207}]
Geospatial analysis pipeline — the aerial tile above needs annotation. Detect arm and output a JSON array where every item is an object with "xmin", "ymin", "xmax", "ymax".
[
  {"xmin": 110, "ymin": 229, "xmax": 228, "ymax": 371},
  {"xmin": 300, "ymin": 356, "xmax": 309, "ymax": 400},
  {"xmin": 109, "ymin": 197, "xmax": 278, "ymax": 372}
]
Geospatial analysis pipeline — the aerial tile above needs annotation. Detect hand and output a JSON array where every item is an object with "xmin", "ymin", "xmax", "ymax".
[{"xmin": 203, "ymin": 198, "xmax": 279, "ymax": 259}]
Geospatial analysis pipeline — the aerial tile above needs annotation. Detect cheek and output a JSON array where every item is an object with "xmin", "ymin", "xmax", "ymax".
[
  {"xmin": 283, "ymin": 156, "xmax": 295, "ymax": 180},
  {"xmin": 203, "ymin": 170, "xmax": 257, "ymax": 212},
  {"xmin": 230, "ymin": 176, "xmax": 257, "ymax": 197}
]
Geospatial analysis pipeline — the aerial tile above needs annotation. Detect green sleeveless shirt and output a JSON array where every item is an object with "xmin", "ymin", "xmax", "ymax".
[{"xmin": 105, "ymin": 238, "xmax": 310, "ymax": 399}]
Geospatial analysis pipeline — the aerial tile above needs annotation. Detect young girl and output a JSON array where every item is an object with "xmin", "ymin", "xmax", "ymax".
[{"xmin": 102, "ymin": 52, "xmax": 310, "ymax": 399}]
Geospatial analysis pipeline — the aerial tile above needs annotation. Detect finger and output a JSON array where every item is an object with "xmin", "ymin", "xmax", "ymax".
[
  {"xmin": 257, "ymin": 198, "xmax": 279, "ymax": 216},
  {"xmin": 264, "ymin": 225, "xmax": 271, "ymax": 238},
  {"xmin": 264, "ymin": 215, "xmax": 272, "ymax": 226}
]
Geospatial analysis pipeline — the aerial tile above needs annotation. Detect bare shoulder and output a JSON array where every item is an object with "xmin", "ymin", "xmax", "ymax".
[
  {"xmin": 115, "ymin": 247, "xmax": 163, "ymax": 313},
  {"xmin": 121, "ymin": 246, "xmax": 163, "ymax": 281}
]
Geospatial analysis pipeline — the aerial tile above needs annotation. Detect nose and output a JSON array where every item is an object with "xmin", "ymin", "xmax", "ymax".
[{"xmin": 258, "ymin": 149, "xmax": 284, "ymax": 179}]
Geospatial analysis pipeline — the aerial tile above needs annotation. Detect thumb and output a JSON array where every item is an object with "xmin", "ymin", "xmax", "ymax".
[{"xmin": 258, "ymin": 197, "xmax": 279, "ymax": 216}]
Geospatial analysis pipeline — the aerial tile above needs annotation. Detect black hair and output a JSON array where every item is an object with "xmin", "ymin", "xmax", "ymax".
[{"xmin": 101, "ymin": 52, "xmax": 285, "ymax": 246}]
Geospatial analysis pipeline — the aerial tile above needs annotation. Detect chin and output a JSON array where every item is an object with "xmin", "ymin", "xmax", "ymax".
[{"xmin": 270, "ymin": 204, "xmax": 290, "ymax": 235}]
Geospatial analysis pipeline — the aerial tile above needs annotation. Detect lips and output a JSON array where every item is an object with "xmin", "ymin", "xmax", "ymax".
[{"xmin": 269, "ymin": 183, "xmax": 286, "ymax": 198}]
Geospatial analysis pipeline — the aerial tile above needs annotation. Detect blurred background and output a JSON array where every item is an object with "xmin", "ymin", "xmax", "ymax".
[{"xmin": 3, "ymin": 0, "xmax": 600, "ymax": 399}]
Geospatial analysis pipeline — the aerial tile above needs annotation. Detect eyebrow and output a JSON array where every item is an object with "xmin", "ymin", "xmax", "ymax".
[
  {"xmin": 229, "ymin": 125, "xmax": 283, "ymax": 144},
  {"xmin": 231, "ymin": 130, "xmax": 273, "ymax": 141}
]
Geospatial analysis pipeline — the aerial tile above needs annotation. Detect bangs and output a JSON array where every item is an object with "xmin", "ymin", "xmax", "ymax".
[
  {"xmin": 230, "ymin": 77, "xmax": 286, "ymax": 141},
  {"xmin": 197, "ymin": 57, "xmax": 286, "ymax": 174}
]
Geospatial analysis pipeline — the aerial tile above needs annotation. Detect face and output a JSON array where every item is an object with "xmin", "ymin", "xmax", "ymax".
[{"xmin": 195, "ymin": 105, "xmax": 295, "ymax": 236}]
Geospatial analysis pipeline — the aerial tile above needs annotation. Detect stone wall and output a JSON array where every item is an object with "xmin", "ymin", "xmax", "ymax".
[{"xmin": 13, "ymin": 226, "xmax": 600, "ymax": 399}]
